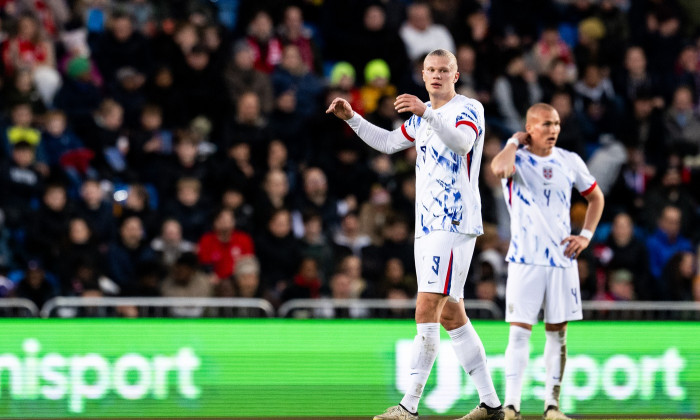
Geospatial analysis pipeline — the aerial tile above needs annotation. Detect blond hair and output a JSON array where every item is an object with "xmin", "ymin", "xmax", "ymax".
[
  {"xmin": 425, "ymin": 49, "xmax": 457, "ymax": 70},
  {"xmin": 526, "ymin": 103, "xmax": 557, "ymax": 122}
]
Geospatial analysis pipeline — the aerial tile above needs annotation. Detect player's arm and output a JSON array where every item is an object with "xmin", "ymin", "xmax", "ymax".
[
  {"xmin": 326, "ymin": 97, "xmax": 412, "ymax": 154},
  {"xmin": 394, "ymin": 94, "xmax": 475, "ymax": 155},
  {"xmin": 490, "ymin": 132, "xmax": 529, "ymax": 178},
  {"xmin": 561, "ymin": 185, "xmax": 604, "ymax": 258}
]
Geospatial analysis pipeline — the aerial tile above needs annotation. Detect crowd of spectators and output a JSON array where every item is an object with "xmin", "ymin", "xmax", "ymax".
[{"xmin": 0, "ymin": 0, "xmax": 699, "ymax": 317}]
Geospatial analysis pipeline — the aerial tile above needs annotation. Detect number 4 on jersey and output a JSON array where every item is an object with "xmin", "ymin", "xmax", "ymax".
[{"xmin": 432, "ymin": 256, "xmax": 440, "ymax": 274}]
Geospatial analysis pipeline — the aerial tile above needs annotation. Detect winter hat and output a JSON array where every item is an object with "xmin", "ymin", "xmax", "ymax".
[
  {"xmin": 330, "ymin": 61, "xmax": 356, "ymax": 86},
  {"xmin": 66, "ymin": 56, "xmax": 91, "ymax": 78},
  {"xmin": 364, "ymin": 59, "xmax": 391, "ymax": 83}
]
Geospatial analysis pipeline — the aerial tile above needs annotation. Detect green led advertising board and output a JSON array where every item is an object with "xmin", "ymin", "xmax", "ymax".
[{"xmin": 0, "ymin": 319, "xmax": 697, "ymax": 418}]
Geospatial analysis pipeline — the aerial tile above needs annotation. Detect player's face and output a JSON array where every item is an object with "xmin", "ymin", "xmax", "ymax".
[
  {"xmin": 422, "ymin": 55, "xmax": 458, "ymax": 97},
  {"xmin": 526, "ymin": 109, "xmax": 561, "ymax": 154}
]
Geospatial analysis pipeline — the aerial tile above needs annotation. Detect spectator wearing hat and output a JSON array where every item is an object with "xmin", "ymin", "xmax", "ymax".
[
  {"xmin": 360, "ymin": 59, "xmax": 398, "ymax": 114},
  {"xmin": 53, "ymin": 56, "xmax": 102, "ymax": 132},
  {"xmin": 232, "ymin": 255, "xmax": 262, "ymax": 298},
  {"xmin": 2, "ymin": 102, "xmax": 42, "ymax": 160},
  {"xmin": 329, "ymin": 61, "xmax": 364, "ymax": 115},
  {"xmin": 58, "ymin": 26, "xmax": 102, "ymax": 87},
  {"xmin": 606, "ymin": 269, "xmax": 636, "ymax": 301},
  {"xmin": 574, "ymin": 17, "xmax": 609, "ymax": 74},
  {"xmin": 214, "ymin": 255, "xmax": 264, "ymax": 316}
]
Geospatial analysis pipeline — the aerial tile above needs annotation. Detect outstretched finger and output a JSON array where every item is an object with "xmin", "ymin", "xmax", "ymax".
[{"xmin": 326, "ymin": 99, "xmax": 339, "ymax": 113}]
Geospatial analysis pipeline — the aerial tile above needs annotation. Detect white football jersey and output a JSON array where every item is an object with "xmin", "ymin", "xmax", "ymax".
[
  {"xmin": 501, "ymin": 147, "xmax": 597, "ymax": 267},
  {"xmin": 401, "ymin": 94, "xmax": 485, "ymax": 238}
]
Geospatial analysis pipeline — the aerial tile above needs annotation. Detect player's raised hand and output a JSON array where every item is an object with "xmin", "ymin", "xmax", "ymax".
[
  {"xmin": 491, "ymin": 132, "xmax": 530, "ymax": 178},
  {"xmin": 325, "ymin": 97, "xmax": 354, "ymax": 120},
  {"xmin": 512, "ymin": 131, "xmax": 530, "ymax": 145},
  {"xmin": 394, "ymin": 94, "xmax": 427, "ymax": 116},
  {"xmin": 561, "ymin": 235, "xmax": 590, "ymax": 259}
]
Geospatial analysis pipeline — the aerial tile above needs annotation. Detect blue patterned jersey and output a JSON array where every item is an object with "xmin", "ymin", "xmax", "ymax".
[
  {"xmin": 501, "ymin": 147, "xmax": 597, "ymax": 267},
  {"xmin": 400, "ymin": 94, "xmax": 485, "ymax": 238}
]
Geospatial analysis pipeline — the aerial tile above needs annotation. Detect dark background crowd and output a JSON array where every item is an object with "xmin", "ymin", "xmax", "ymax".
[{"xmin": 0, "ymin": 0, "xmax": 699, "ymax": 316}]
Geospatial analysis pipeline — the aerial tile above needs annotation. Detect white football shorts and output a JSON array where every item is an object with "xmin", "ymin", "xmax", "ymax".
[
  {"xmin": 505, "ymin": 262, "xmax": 583, "ymax": 325},
  {"xmin": 415, "ymin": 231, "xmax": 477, "ymax": 302}
]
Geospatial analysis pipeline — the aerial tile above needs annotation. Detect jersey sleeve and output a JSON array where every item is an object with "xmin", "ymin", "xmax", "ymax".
[
  {"xmin": 400, "ymin": 114, "xmax": 419, "ymax": 142},
  {"xmin": 571, "ymin": 153, "xmax": 597, "ymax": 196},
  {"xmin": 454, "ymin": 101, "xmax": 483, "ymax": 139}
]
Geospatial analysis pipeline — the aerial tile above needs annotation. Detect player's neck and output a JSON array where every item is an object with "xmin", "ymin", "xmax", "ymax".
[
  {"xmin": 528, "ymin": 145, "xmax": 554, "ymax": 157},
  {"xmin": 429, "ymin": 91, "xmax": 456, "ymax": 110}
]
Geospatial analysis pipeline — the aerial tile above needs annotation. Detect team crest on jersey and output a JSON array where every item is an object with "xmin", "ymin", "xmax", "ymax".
[
  {"xmin": 425, "ymin": 123, "xmax": 433, "ymax": 136},
  {"xmin": 543, "ymin": 166, "xmax": 553, "ymax": 179}
]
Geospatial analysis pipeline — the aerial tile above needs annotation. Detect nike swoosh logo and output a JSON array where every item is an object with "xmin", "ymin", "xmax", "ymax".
[
  {"xmin": 571, "ymin": 309, "xmax": 579, "ymax": 313},
  {"xmin": 428, "ymin": 281, "xmax": 436, "ymax": 284},
  {"xmin": 410, "ymin": 373, "xmax": 418, "ymax": 375}
]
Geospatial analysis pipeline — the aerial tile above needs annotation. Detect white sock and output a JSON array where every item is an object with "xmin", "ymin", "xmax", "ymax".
[
  {"xmin": 504, "ymin": 326, "xmax": 531, "ymax": 411},
  {"xmin": 400, "ymin": 323, "xmax": 440, "ymax": 413},
  {"xmin": 448, "ymin": 321, "xmax": 501, "ymax": 408},
  {"xmin": 544, "ymin": 329, "xmax": 567, "ymax": 409}
]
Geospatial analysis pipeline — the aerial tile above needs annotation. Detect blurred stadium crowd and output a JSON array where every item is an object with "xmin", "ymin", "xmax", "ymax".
[{"xmin": 0, "ymin": 0, "xmax": 699, "ymax": 316}]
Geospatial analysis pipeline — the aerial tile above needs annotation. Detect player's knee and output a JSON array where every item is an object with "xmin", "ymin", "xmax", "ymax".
[
  {"xmin": 415, "ymin": 306, "xmax": 438, "ymax": 323},
  {"xmin": 439, "ymin": 312, "xmax": 462, "ymax": 331},
  {"xmin": 545, "ymin": 321, "xmax": 567, "ymax": 331}
]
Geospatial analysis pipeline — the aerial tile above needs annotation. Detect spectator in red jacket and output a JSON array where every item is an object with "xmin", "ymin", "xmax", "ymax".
[
  {"xmin": 244, "ymin": 10, "xmax": 282, "ymax": 74},
  {"xmin": 197, "ymin": 208, "xmax": 254, "ymax": 280}
]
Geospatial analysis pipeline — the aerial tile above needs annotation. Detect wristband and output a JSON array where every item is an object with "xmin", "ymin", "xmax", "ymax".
[
  {"xmin": 579, "ymin": 229, "xmax": 593, "ymax": 240},
  {"xmin": 506, "ymin": 137, "xmax": 520, "ymax": 148}
]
